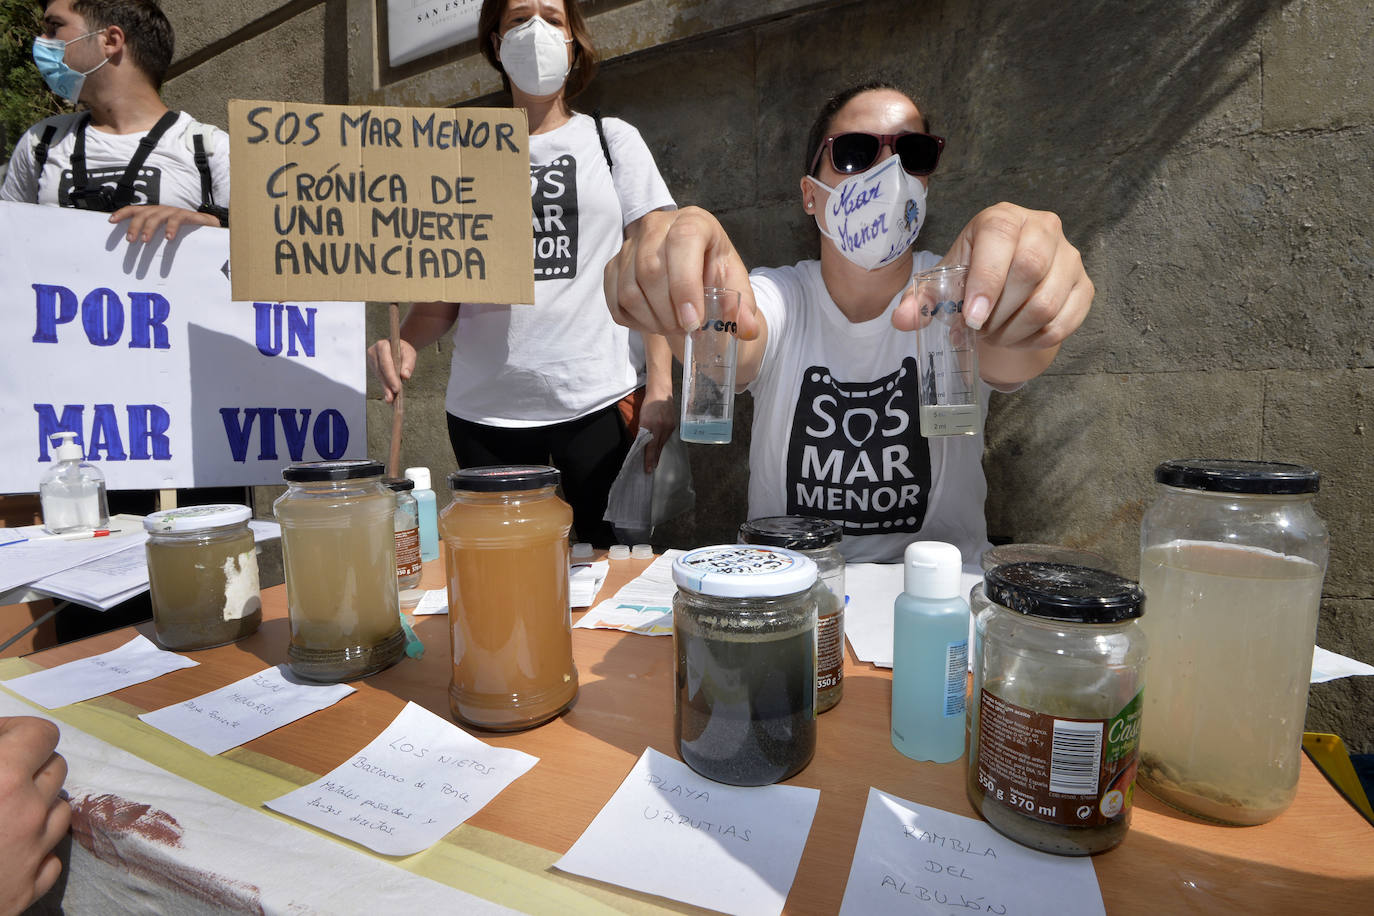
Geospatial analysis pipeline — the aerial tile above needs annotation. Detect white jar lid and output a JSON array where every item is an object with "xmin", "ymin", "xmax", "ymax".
[
  {"xmin": 144, "ymin": 504, "xmax": 251, "ymax": 533},
  {"xmin": 672, "ymin": 545, "xmax": 818, "ymax": 598}
]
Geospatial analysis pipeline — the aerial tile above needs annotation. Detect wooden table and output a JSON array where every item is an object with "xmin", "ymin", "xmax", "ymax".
[{"xmin": 8, "ymin": 556, "xmax": 1373, "ymax": 914}]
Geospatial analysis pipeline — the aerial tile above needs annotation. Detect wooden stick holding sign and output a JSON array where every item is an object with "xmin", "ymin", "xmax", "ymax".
[{"xmin": 387, "ymin": 302, "xmax": 405, "ymax": 478}]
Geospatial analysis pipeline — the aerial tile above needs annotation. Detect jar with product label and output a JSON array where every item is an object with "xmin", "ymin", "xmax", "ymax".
[
  {"xmin": 968, "ymin": 562, "xmax": 1147, "ymax": 856},
  {"xmin": 672, "ymin": 545, "xmax": 819, "ymax": 786},
  {"xmin": 274, "ymin": 460, "xmax": 405, "ymax": 682},
  {"xmin": 384, "ymin": 477, "xmax": 423, "ymax": 593},
  {"xmin": 144, "ymin": 504, "xmax": 261, "ymax": 650},
  {"xmin": 739, "ymin": 516, "xmax": 845, "ymax": 713},
  {"xmin": 1137, "ymin": 459, "xmax": 1328, "ymax": 826},
  {"xmin": 441, "ymin": 466, "xmax": 577, "ymax": 731}
]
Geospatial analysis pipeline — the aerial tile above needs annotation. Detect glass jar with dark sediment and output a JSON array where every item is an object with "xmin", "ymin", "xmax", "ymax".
[
  {"xmin": 672, "ymin": 545, "xmax": 819, "ymax": 786},
  {"xmin": 739, "ymin": 516, "xmax": 845, "ymax": 713}
]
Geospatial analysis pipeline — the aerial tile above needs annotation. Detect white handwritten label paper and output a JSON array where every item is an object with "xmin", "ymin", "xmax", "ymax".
[
  {"xmin": 264, "ymin": 701, "xmax": 538, "ymax": 855},
  {"xmin": 838, "ymin": 788, "xmax": 1105, "ymax": 916},
  {"xmin": 138, "ymin": 665, "xmax": 356, "ymax": 755},
  {"xmin": 0, "ymin": 634, "xmax": 197, "ymax": 709},
  {"xmin": 555, "ymin": 747, "xmax": 819, "ymax": 916}
]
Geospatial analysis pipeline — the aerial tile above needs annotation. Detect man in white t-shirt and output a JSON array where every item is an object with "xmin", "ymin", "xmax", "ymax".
[
  {"xmin": 1, "ymin": 0, "xmax": 229, "ymax": 241},
  {"xmin": 605, "ymin": 83, "xmax": 1095, "ymax": 564}
]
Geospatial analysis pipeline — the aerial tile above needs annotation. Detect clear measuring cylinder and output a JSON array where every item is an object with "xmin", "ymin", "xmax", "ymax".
[
  {"xmin": 680, "ymin": 287, "xmax": 740, "ymax": 444},
  {"xmin": 912, "ymin": 264, "xmax": 980, "ymax": 437}
]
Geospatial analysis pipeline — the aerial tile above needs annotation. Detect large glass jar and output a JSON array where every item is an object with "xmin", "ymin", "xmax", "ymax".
[
  {"xmin": 144, "ymin": 504, "xmax": 261, "ymax": 650},
  {"xmin": 441, "ymin": 466, "xmax": 577, "ymax": 731},
  {"xmin": 1137, "ymin": 458, "xmax": 1328, "ymax": 825},
  {"xmin": 274, "ymin": 460, "xmax": 404, "ymax": 682},
  {"xmin": 738, "ymin": 516, "xmax": 845, "ymax": 713},
  {"xmin": 967, "ymin": 562, "xmax": 1147, "ymax": 856},
  {"xmin": 672, "ymin": 545, "xmax": 819, "ymax": 786}
]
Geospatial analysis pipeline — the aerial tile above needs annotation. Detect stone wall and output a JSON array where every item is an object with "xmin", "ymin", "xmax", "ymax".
[{"xmin": 161, "ymin": 0, "xmax": 1372, "ymax": 750}]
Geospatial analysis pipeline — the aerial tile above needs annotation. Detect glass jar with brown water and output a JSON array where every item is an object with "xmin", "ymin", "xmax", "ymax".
[
  {"xmin": 144, "ymin": 504, "xmax": 261, "ymax": 650},
  {"xmin": 274, "ymin": 460, "xmax": 405, "ymax": 682},
  {"xmin": 441, "ymin": 466, "xmax": 577, "ymax": 731}
]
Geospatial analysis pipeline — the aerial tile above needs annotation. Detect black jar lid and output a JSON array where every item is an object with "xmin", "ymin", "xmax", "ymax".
[
  {"xmin": 1154, "ymin": 458, "xmax": 1319, "ymax": 495},
  {"xmin": 984, "ymin": 562, "xmax": 1144, "ymax": 624},
  {"xmin": 282, "ymin": 459, "xmax": 385, "ymax": 482},
  {"xmin": 738, "ymin": 516, "xmax": 841, "ymax": 550},
  {"xmin": 383, "ymin": 477, "xmax": 414, "ymax": 492},
  {"xmin": 449, "ymin": 465, "xmax": 560, "ymax": 492}
]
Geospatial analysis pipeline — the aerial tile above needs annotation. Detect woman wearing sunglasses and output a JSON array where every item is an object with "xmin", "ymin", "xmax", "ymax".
[
  {"xmin": 369, "ymin": 0, "xmax": 677, "ymax": 546},
  {"xmin": 606, "ymin": 82, "xmax": 1094, "ymax": 564}
]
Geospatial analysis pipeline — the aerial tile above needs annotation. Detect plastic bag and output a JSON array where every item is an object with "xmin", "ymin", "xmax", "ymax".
[{"xmin": 603, "ymin": 428, "xmax": 695, "ymax": 543}]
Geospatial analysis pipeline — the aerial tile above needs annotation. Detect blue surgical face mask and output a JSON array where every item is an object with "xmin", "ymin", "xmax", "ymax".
[{"xmin": 33, "ymin": 31, "xmax": 107, "ymax": 103}]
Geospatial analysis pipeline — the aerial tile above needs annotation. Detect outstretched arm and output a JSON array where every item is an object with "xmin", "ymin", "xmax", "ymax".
[
  {"xmin": 894, "ymin": 202, "xmax": 1094, "ymax": 387},
  {"xmin": 605, "ymin": 206, "xmax": 770, "ymax": 388}
]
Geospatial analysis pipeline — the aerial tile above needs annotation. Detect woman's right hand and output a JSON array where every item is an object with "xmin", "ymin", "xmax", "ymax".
[{"xmin": 367, "ymin": 337, "xmax": 417, "ymax": 404}]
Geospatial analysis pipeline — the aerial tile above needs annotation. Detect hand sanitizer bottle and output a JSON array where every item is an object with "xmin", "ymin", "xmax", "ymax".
[
  {"xmin": 404, "ymin": 466, "xmax": 439, "ymax": 562},
  {"xmin": 40, "ymin": 432, "xmax": 110, "ymax": 534},
  {"xmin": 892, "ymin": 540, "xmax": 970, "ymax": 763}
]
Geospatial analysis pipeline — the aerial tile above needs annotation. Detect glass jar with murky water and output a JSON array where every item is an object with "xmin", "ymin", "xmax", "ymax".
[
  {"xmin": 1137, "ymin": 459, "xmax": 1328, "ymax": 825},
  {"xmin": 144, "ymin": 504, "xmax": 261, "ymax": 650},
  {"xmin": 968, "ymin": 562, "xmax": 1147, "ymax": 855},
  {"xmin": 274, "ymin": 460, "xmax": 404, "ymax": 682},
  {"xmin": 672, "ymin": 545, "xmax": 819, "ymax": 786},
  {"xmin": 441, "ymin": 466, "xmax": 577, "ymax": 731}
]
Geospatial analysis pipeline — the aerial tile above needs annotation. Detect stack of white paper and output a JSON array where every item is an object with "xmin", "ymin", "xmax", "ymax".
[{"xmin": 574, "ymin": 550, "xmax": 682, "ymax": 635}]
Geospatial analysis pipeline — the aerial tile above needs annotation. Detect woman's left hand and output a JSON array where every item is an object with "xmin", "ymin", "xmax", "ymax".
[{"xmin": 639, "ymin": 391, "xmax": 677, "ymax": 473}]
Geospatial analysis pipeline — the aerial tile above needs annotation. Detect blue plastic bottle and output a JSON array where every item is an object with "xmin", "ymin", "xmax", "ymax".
[
  {"xmin": 405, "ymin": 466, "xmax": 440, "ymax": 562},
  {"xmin": 891, "ymin": 540, "xmax": 970, "ymax": 763}
]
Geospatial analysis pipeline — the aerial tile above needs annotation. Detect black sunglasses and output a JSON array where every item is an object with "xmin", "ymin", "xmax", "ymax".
[{"xmin": 809, "ymin": 131, "xmax": 945, "ymax": 177}]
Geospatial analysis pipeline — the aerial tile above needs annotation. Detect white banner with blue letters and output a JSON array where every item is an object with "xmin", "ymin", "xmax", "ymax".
[{"xmin": 0, "ymin": 201, "xmax": 365, "ymax": 492}]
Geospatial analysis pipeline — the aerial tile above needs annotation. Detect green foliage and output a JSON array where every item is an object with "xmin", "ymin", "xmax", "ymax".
[{"xmin": 1, "ymin": 0, "xmax": 61, "ymax": 161}]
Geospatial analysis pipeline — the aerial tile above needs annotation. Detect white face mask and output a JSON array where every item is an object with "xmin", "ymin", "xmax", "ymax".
[
  {"xmin": 808, "ymin": 155, "xmax": 927, "ymax": 271},
  {"xmin": 497, "ymin": 15, "xmax": 573, "ymax": 97}
]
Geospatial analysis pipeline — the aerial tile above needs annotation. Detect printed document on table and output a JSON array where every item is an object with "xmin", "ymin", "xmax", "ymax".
[
  {"xmin": 574, "ymin": 549, "xmax": 682, "ymax": 635},
  {"xmin": 844, "ymin": 563, "xmax": 981, "ymax": 668},
  {"xmin": 0, "ymin": 634, "xmax": 197, "ymax": 708},
  {"xmin": 411, "ymin": 589, "xmax": 449, "ymax": 615},
  {"xmin": 265, "ymin": 701, "xmax": 539, "ymax": 856},
  {"xmin": 570, "ymin": 559, "xmax": 609, "ymax": 607},
  {"xmin": 555, "ymin": 747, "xmax": 819, "ymax": 916},
  {"xmin": 140, "ymin": 665, "xmax": 355, "ymax": 756},
  {"xmin": 0, "ymin": 522, "xmax": 146, "ymax": 593},
  {"xmin": 838, "ymin": 788, "xmax": 1105, "ymax": 916}
]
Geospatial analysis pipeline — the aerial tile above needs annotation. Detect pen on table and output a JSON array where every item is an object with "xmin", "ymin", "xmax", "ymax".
[{"xmin": 16, "ymin": 529, "xmax": 113, "ymax": 544}]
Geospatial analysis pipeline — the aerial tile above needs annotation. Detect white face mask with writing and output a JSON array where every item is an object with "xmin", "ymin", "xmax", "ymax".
[
  {"xmin": 497, "ymin": 15, "xmax": 573, "ymax": 97},
  {"xmin": 807, "ymin": 155, "xmax": 927, "ymax": 271}
]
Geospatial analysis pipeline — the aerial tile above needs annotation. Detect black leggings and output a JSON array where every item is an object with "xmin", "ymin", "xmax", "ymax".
[{"xmin": 446, "ymin": 407, "xmax": 629, "ymax": 547}]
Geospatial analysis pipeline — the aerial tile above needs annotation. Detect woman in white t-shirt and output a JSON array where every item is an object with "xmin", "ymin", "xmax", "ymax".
[
  {"xmin": 603, "ymin": 82, "xmax": 1097, "ymax": 563},
  {"xmin": 369, "ymin": 0, "xmax": 676, "ymax": 546}
]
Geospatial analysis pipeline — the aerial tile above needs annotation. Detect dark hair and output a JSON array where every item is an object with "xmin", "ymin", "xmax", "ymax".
[
  {"xmin": 43, "ymin": 0, "xmax": 174, "ymax": 87},
  {"xmin": 804, "ymin": 81, "xmax": 933, "ymax": 175},
  {"xmin": 477, "ymin": 0, "xmax": 599, "ymax": 100}
]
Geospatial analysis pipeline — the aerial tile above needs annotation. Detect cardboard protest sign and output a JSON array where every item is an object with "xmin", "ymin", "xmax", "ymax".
[
  {"xmin": 0, "ymin": 202, "xmax": 365, "ymax": 492},
  {"xmin": 228, "ymin": 100, "xmax": 533, "ymax": 305}
]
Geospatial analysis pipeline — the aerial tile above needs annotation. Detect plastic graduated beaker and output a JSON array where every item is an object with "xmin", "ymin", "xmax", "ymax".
[
  {"xmin": 912, "ymin": 265, "xmax": 980, "ymax": 437},
  {"xmin": 680, "ymin": 287, "xmax": 740, "ymax": 444}
]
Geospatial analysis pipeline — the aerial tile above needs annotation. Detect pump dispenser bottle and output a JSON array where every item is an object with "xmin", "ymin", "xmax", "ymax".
[
  {"xmin": 404, "ymin": 466, "xmax": 440, "ymax": 562},
  {"xmin": 892, "ymin": 540, "xmax": 970, "ymax": 763},
  {"xmin": 40, "ymin": 432, "xmax": 110, "ymax": 534}
]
